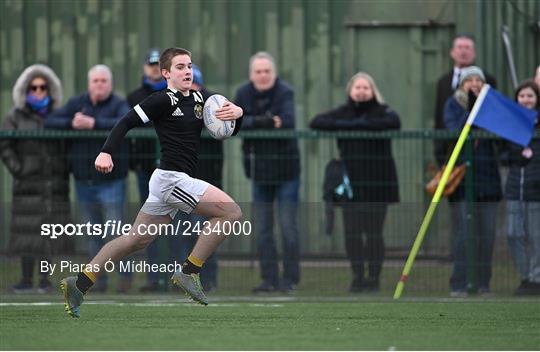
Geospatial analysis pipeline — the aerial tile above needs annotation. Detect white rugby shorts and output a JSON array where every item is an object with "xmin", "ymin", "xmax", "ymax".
[{"xmin": 141, "ymin": 169, "xmax": 209, "ymax": 218}]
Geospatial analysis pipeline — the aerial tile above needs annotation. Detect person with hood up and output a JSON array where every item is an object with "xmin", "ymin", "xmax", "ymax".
[{"xmin": 0, "ymin": 64, "xmax": 71, "ymax": 293}]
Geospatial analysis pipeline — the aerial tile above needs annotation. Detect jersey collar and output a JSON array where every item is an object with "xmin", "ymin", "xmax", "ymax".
[{"xmin": 167, "ymin": 86, "xmax": 192, "ymax": 97}]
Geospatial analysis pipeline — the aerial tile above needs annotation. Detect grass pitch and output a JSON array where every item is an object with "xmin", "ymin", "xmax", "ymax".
[
  {"xmin": 1, "ymin": 257, "xmax": 538, "ymax": 349},
  {"xmin": 1, "ymin": 295, "xmax": 539, "ymax": 350}
]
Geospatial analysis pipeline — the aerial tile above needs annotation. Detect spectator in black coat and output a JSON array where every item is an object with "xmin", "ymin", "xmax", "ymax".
[
  {"xmin": 235, "ymin": 52, "xmax": 301, "ymax": 293},
  {"xmin": 505, "ymin": 80, "xmax": 540, "ymax": 295},
  {"xmin": 45, "ymin": 64, "xmax": 130, "ymax": 293},
  {"xmin": 310, "ymin": 72, "xmax": 400, "ymax": 293},
  {"xmin": 434, "ymin": 34, "xmax": 497, "ymax": 166}
]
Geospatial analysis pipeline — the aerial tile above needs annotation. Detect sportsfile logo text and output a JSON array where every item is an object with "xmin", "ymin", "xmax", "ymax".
[{"xmin": 41, "ymin": 220, "xmax": 252, "ymax": 239}]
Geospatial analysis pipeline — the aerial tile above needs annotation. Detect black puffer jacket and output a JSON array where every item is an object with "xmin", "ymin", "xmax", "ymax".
[
  {"xmin": 310, "ymin": 98, "xmax": 400, "ymax": 203},
  {"xmin": 505, "ymin": 119, "xmax": 540, "ymax": 201},
  {"xmin": 0, "ymin": 64, "xmax": 72, "ymax": 255}
]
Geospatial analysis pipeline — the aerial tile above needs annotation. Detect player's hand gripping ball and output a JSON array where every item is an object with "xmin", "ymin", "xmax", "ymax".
[{"xmin": 203, "ymin": 94, "xmax": 236, "ymax": 140}]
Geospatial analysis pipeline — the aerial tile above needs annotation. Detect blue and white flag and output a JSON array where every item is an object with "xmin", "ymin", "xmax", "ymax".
[{"xmin": 469, "ymin": 85, "xmax": 537, "ymax": 147}]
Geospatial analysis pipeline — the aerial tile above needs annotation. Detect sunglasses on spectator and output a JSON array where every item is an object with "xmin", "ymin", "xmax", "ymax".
[{"xmin": 29, "ymin": 84, "xmax": 48, "ymax": 92}]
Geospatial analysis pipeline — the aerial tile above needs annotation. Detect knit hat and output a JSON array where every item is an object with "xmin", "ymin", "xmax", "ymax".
[
  {"xmin": 459, "ymin": 66, "xmax": 486, "ymax": 86},
  {"xmin": 192, "ymin": 64, "xmax": 204, "ymax": 86}
]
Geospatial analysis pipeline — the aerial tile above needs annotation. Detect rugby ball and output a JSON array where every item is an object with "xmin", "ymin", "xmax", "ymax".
[{"xmin": 203, "ymin": 94, "xmax": 235, "ymax": 140}]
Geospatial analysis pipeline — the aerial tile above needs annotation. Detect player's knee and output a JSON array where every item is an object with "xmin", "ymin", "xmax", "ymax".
[{"xmin": 227, "ymin": 203, "xmax": 242, "ymax": 222}]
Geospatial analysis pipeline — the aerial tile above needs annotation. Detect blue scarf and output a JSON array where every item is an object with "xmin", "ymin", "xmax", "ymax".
[
  {"xmin": 143, "ymin": 76, "xmax": 167, "ymax": 91},
  {"xmin": 26, "ymin": 94, "xmax": 50, "ymax": 117}
]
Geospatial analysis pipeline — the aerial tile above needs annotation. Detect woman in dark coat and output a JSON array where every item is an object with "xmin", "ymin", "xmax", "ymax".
[
  {"xmin": 0, "ymin": 64, "xmax": 71, "ymax": 293},
  {"xmin": 310, "ymin": 72, "xmax": 400, "ymax": 292},
  {"xmin": 443, "ymin": 66, "xmax": 502, "ymax": 296},
  {"xmin": 505, "ymin": 80, "xmax": 540, "ymax": 295}
]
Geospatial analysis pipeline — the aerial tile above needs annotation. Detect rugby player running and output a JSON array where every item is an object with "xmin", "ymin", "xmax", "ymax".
[{"xmin": 61, "ymin": 47, "xmax": 243, "ymax": 317}]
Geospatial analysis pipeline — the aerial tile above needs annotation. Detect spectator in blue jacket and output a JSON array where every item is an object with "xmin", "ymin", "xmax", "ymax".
[
  {"xmin": 45, "ymin": 65, "xmax": 131, "ymax": 293},
  {"xmin": 443, "ymin": 66, "xmax": 502, "ymax": 297},
  {"xmin": 234, "ymin": 52, "xmax": 301, "ymax": 293},
  {"xmin": 505, "ymin": 80, "xmax": 540, "ymax": 295}
]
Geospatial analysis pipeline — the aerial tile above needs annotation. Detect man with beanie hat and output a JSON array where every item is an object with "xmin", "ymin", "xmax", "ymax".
[
  {"xmin": 434, "ymin": 34, "xmax": 497, "ymax": 166},
  {"xmin": 127, "ymin": 48, "xmax": 167, "ymax": 292}
]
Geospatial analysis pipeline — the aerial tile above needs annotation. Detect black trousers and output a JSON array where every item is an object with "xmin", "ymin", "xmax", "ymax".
[
  {"xmin": 342, "ymin": 203, "xmax": 388, "ymax": 282},
  {"xmin": 21, "ymin": 256, "xmax": 50, "ymax": 282}
]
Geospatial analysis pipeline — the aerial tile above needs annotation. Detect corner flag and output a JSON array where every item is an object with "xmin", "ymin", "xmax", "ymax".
[
  {"xmin": 472, "ymin": 86, "xmax": 537, "ymax": 147},
  {"xmin": 393, "ymin": 84, "xmax": 537, "ymax": 299}
]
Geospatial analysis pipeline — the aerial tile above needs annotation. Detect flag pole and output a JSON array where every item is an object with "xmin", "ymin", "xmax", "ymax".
[{"xmin": 393, "ymin": 85, "xmax": 490, "ymax": 299}]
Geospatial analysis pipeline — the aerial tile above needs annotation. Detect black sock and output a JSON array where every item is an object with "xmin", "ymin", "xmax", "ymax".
[
  {"xmin": 76, "ymin": 272, "xmax": 94, "ymax": 294},
  {"xmin": 182, "ymin": 258, "xmax": 201, "ymax": 275}
]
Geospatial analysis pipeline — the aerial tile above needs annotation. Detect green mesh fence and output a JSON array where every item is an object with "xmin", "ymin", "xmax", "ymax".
[{"xmin": 1, "ymin": 129, "xmax": 538, "ymax": 296}]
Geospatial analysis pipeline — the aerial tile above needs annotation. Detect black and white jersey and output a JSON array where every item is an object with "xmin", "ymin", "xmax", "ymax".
[
  {"xmin": 102, "ymin": 88, "xmax": 207, "ymax": 176},
  {"xmin": 134, "ymin": 88, "xmax": 206, "ymax": 175},
  {"xmin": 101, "ymin": 87, "xmax": 242, "ymax": 176}
]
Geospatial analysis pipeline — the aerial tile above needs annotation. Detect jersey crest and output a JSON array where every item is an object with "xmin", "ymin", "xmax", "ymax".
[{"xmin": 194, "ymin": 103, "xmax": 203, "ymax": 119}]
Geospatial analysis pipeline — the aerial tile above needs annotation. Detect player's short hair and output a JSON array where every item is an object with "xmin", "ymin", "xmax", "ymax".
[{"xmin": 160, "ymin": 47, "xmax": 192, "ymax": 71}]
